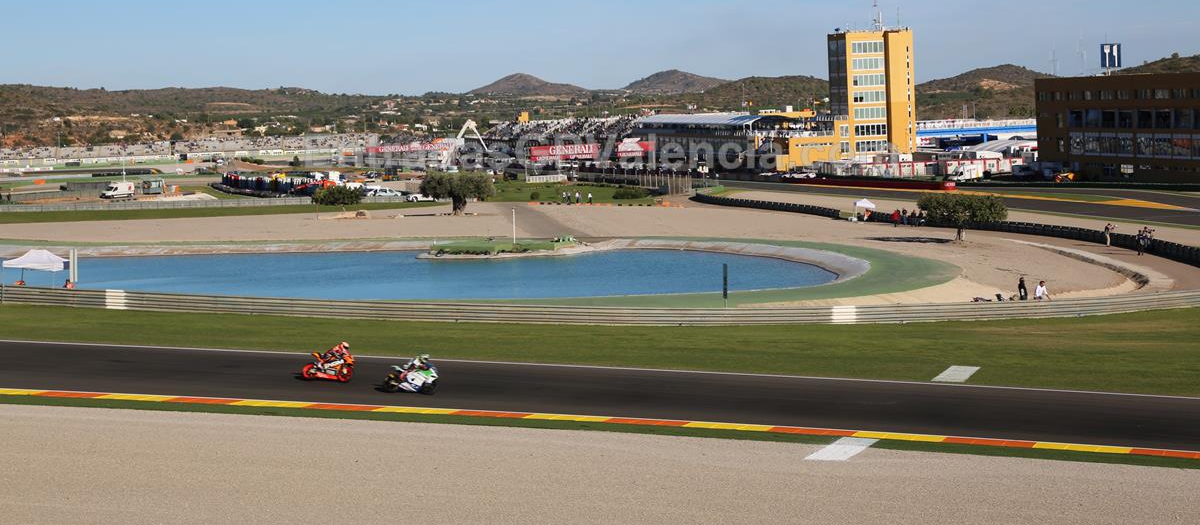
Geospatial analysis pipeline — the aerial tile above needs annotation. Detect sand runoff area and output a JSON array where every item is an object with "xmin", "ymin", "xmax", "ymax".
[{"xmin": 1, "ymin": 404, "xmax": 1196, "ymax": 525}]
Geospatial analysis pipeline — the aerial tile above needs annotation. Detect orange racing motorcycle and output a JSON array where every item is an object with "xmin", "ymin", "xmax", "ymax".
[{"xmin": 300, "ymin": 352, "xmax": 355, "ymax": 382}]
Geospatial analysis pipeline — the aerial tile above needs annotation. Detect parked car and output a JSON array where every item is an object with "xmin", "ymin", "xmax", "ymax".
[
  {"xmin": 368, "ymin": 187, "xmax": 403, "ymax": 197},
  {"xmin": 406, "ymin": 193, "xmax": 435, "ymax": 202}
]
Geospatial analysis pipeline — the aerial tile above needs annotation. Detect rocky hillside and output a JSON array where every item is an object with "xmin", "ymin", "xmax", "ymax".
[
  {"xmin": 1118, "ymin": 53, "xmax": 1200, "ymax": 75},
  {"xmin": 915, "ymin": 64, "xmax": 1054, "ymax": 120},
  {"xmin": 680, "ymin": 75, "xmax": 829, "ymax": 110},
  {"xmin": 622, "ymin": 69, "xmax": 728, "ymax": 95},
  {"xmin": 468, "ymin": 73, "xmax": 590, "ymax": 97}
]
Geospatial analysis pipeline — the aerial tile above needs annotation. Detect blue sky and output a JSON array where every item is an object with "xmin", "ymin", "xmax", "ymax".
[{"xmin": 1, "ymin": 0, "xmax": 1196, "ymax": 94}]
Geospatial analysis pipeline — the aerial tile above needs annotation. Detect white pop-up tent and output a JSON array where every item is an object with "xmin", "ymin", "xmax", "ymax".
[
  {"xmin": 852, "ymin": 198, "xmax": 876, "ymax": 221},
  {"xmin": 3, "ymin": 249, "xmax": 68, "ymax": 286}
]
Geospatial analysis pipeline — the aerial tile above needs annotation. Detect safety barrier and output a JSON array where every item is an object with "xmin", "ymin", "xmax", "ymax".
[
  {"xmin": 1, "ymin": 286, "xmax": 1195, "ymax": 326},
  {"xmin": 693, "ymin": 194, "xmax": 1200, "ymax": 268}
]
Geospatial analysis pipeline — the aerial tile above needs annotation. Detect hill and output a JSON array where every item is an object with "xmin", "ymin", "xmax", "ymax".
[
  {"xmin": 0, "ymin": 85, "xmax": 381, "ymax": 147},
  {"xmin": 1118, "ymin": 53, "xmax": 1200, "ymax": 75},
  {"xmin": 915, "ymin": 64, "xmax": 1053, "ymax": 120},
  {"xmin": 468, "ymin": 73, "xmax": 590, "ymax": 97},
  {"xmin": 623, "ymin": 69, "xmax": 728, "ymax": 95},
  {"xmin": 681, "ymin": 75, "xmax": 829, "ymax": 110}
]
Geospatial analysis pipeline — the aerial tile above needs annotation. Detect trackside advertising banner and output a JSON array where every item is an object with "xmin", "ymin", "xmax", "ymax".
[
  {"xmin": 528, "ymin": 143, "xmax": 600, "ymax": 161},
  {"xmin": 366, "ymin": 140, "xmax": 456, "ymax": 154},
  {"xmin": 616, "ymin": 140, "xmax": 654, "ymax": 157}
]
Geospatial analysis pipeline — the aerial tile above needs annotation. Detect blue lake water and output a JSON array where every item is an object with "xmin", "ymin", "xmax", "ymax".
[{"xmin": 75, "ymin": 250, "xmax": 836, "ymax": 300}]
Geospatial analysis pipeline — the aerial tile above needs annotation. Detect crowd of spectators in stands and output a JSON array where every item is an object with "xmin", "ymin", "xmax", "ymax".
[{"xmin": 482, "ymin": 116, "xmax": 637, "ymax": 143}]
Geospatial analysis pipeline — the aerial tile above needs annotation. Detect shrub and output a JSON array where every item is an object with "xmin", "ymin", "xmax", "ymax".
[
  {"xmin": 529, "ymin": 191, "xmax": 541, "ymax": 201},
  {"xmin": 613, "ymin": 187, "xmax": 650, "ymax": 200},
  {"xmin": 313, "ymin": 185, "xmax": 364, "ymax": 206}
]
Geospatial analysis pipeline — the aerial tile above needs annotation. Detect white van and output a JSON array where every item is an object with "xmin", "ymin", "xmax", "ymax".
[{"xmin": 100, "ymin": 181, "xmax": 136, "ymax": 200}]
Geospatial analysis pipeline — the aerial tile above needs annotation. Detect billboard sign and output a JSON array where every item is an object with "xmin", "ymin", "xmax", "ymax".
[
  {"xmin": 1100, "ymin": 43, "xmax": 1122, "ymax": 69},
  {"xmin": 528, "ymin": 143, "xmax": 600, "ymax": 161},
  {"xmin": 366, "ymin": 138, "xmax": 457, "ymax": 154},
  {"xmin": 615, "ymin": 139, "xmax": 655, "ymax": 157}
]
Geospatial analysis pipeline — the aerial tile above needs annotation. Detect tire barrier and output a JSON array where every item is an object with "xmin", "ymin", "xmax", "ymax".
[
  {"xmin": 1, "ymin": 286, "xmax": 1196, "ymax": 327},
  {"xmin": 692, "ymin": 194, "xmax": 1200, "ymax": 269}
]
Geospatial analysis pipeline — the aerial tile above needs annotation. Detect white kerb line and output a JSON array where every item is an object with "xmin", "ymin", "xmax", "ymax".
[
  {"xmin": 932, "ymin": 366, "xmax": 981, "ymax": 383},
  {"xmin": 804, "ymin": 437, "xmax": 878, "ymax": 461}
]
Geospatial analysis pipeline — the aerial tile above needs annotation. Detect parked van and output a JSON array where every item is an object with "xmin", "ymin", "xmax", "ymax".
[{"xmin": 100, "ymin": 181, "xmax": 136, "ymax": 200}]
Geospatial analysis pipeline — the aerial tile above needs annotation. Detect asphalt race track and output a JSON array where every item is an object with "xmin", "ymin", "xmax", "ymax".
[
  {"xmin": 5, "ymin": 341, "xmax": 1200, "ymax": 450},
  {"xmin": 725, "ymin": 181, "xmax": 1200, "ymax": 227}
]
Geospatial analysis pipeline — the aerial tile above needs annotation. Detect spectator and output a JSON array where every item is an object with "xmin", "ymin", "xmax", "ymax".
[
  {"xmin": 901, "ymin": 208, "xmax": 909, "ymax": 226},
  {"xmin": 1017, "ymin": 277, "xmax": 1028, "ymax": 301},
  {"xmin": 891, "ymin": 209, "xmax": 901, "ymax": 227},
  {"xmin": 574, "ymin": 191, "xmax": 581, "ymax": 204},
  {"xmin": 63, "ymin": 279, "xmax": 75, "ymax": 289},
  {"xmin": 1103, "ymin": 223, "xmax": 1116, "ymax": 247},
  {"xmin": 587, "ymin": 192, "xmax": 593, "ymax": 204},
  {"xmin": 1034, "ymin": 280, "xmax": 1050, "ymax": 301}
]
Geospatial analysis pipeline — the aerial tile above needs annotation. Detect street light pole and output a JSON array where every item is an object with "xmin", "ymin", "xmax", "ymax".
[{"xmin": 511, "ymin": 207, "xmax": 517, "ymax": 245}]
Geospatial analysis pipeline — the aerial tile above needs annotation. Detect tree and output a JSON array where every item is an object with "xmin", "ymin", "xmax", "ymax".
[
  {"xmin": 313, "ymin": 185, "xmax": 363, "ymax": 206},
  {"xmin": 916, "ymin": 193, "xmax": 1007, "ymax": 242},
  {"xmin": 420, "ymin": 172, "xmax": 496, "ymax": 215}
]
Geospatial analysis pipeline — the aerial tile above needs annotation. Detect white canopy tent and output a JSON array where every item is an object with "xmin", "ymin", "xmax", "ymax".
[
  {"xmin": 3, "ymin": 249, "xmax": 69, "ymax": 286},
  {"xmin": 852, "ymin": 198, "xmax": 876, "ymax": 221}
]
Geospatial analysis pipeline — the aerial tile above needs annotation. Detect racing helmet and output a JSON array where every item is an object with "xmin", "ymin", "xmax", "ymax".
[
  {"xmin": 416, "ymin": 353, "xmax": 430, "ymax": 364},
  {"xmin": 340, "ymin": 341, "xmax": 350, "ymax": 351}
]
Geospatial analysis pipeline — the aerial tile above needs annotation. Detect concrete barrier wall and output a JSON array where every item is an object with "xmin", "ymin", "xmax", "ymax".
[
  {"xmin": 1, "ymin": 286, "xmax": 1195, "ymax": 326},
  {"xmin": 694, "ymin": 194, "xmax": 1200, "ymax": 268}
]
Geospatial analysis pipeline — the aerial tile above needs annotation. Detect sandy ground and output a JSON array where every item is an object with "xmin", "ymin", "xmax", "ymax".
[
  {"xmin": 0, "ymin": 201, "xmax": 1149, "ymax": 302},
  {"xmin": 1, "ymin": 405, "xmax": 1195, "ymax": 525}
]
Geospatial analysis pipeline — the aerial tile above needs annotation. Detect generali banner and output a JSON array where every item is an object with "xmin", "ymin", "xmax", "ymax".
[
  {"xmin": 528, "ymin": 143, "xmax": 600, "ymax": 161},
  {"xmin": 366, "ymin": 140, "xmax": 455, "ymax": 154}
]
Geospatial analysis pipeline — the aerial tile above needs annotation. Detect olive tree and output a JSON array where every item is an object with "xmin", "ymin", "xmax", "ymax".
[
  {"xmin": 916, "ymin": 193, "xmax": 1007, "ymax": 242},
  {"xmin": 420, "ymin": 172, "xmax": 496, "ymax": 215}
]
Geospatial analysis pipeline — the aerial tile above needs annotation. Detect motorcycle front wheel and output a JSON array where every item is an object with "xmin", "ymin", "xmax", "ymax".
[{"xmin": 419, "ymin": 381, "xmax": 438, "ymax": 395}]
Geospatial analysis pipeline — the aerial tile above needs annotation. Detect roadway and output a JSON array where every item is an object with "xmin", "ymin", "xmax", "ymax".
[
  {"xmin": 725, "ymin": 181, "xmax": 1200, "ymax": 227},
  {"xmin": 4, "ymin": 341, "xmax": 1199, "ymax": 450}
]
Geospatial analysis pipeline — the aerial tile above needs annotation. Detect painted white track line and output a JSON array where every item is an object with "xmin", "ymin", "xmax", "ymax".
[
  {"xmin": 804, "ymin": 437, "xmax": 879, "ymax": 461},
  {"xmin": 932, "ymin": 366, "xmax": 981, "ymax": 383}
]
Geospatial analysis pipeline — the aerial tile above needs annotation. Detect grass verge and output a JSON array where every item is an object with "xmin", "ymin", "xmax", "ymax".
[
  {"xmin": 494, "ymin": 238, "xmax": 959, "ymax": 307},
  {"xmin": 3, "ymin": 394, "xmax": 1195, "ymax": 469},
  {"xmin": 1, "ymin": 304, "xmax": 1197, "ymax": 396},
  {"xmin": 0, "ymin": 201, "xmax": 440, "ymax": 224},
  {"xmin": 489, "ymin": 182, "xmax": 655, "ymax": 205}
]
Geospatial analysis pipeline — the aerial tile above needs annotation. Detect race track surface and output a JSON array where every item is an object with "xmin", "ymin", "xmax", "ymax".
[
  {"xmin": 4, "ymin": 341, "xmax": 1199, "ymax": 450},
  {"xmin": 725, "ymin": 181, "xmax": 1200, "ymax": 226}
]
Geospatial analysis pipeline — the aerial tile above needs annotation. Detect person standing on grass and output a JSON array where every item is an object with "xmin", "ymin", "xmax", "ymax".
[
  {"xmin": 575, "ymin": 191, "xmax": 581, "ymax": 204},
  {"xmin": 1035, "ymin": 280, "xmax": 1050, "ymax": 301},
  {"xmin": 1103, "ymin": 223, "xmax": 1116, "ymax": 247},
  {"xmin": 1018, "ymin": 276, "xmax": 1028, "ymax": 301},
  {"xmin": 587, "ymin": 192, "xmax": 593, "ymax": 204}
]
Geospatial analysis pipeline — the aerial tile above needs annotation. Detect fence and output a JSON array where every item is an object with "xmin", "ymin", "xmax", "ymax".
[
  {"xmin": 693, "ymin": 194, "xmax": 1200, "ymax": 268},
  {"xmin": 1, "ymin": 286, "xmax": 1196, "ymax": 326}
]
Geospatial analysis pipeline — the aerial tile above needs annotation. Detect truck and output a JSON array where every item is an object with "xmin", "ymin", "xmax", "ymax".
[{"xmin": 100, "ymin": 181, "xmax": 136, "ymax": 200}]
